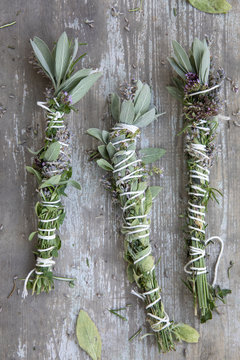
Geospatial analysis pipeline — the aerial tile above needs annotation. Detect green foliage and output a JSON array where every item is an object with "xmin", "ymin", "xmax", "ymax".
[
  {"xmin": 43, "ymin": 141, "xmax": 61, "ymax": 161},
  {"xmin": 173, "ymin": 323, "xmax": 200, "ymax": 343},
  {"xmin": 188, "ymin": 0, "xmax": 231, "ymax": 13},
  {"xmin": 30, "ymin": 32, "xmax": 102, "ymax": 98},
  {"xmin": 139, "ymin": 148, "xmax": 166, "ymax": 164},
  {"xmin": 76, "ymin": 310, "xmax": 102, "ymax": 360}
]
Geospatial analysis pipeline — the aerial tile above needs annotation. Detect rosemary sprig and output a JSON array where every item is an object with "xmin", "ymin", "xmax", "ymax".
[
  {"xmin": 22, "ymin": 32, "xmax": 101, "ymax": 297},
  {"xmin": 168, "ymin": 38, "xmax": 231, "ymax": 322},
  {"xmin": 87, "ymin": 81, "xmax": 199, "ymax": 352}
]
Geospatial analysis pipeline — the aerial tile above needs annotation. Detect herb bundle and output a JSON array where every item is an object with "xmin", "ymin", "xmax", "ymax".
[
  {"xmin": 168, "ymin": 39, "xmax": 231, "ymax": 322},
  {"xmin": 22, "ymin": 32, "xmax": 101, "ymax": 297},
  {"xmin": 87, "ymin": 81, "xmax": 199, "ymax": 352}
]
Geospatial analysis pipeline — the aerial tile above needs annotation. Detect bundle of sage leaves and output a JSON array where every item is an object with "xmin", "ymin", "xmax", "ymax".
[
  {"xmin": 168, "ymin": 39, "xmax": 231, "ymax": 322},
  {"xmin": 22, "ymin": 32, "xmax": 101, "ymax": 297},
  {"xmin": 87, "ymin": 81, "xmax": 199, "ymax": 352}
]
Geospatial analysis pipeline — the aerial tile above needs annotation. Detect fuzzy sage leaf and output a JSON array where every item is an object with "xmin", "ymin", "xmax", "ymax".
[
  {"xmin": 188, "ymin": 0, "xmax": 231, "ymax": 13},
  {"xmin": 76, "ymin": 310, "xmax": 102, "ymax": 360}
]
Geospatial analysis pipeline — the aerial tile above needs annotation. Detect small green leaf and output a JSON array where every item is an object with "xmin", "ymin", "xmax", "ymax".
[
  {"xmin": 106, "ymin": 143, "xmax": 116, "ymax": 158},
  {"xmin": 76, "ymin": 310, "xmax": 102, "ymax": 360},
  {"xmin": 189, "ymin": 0, "xmax": 231, "ymax": 14},
  {"xmin": 69, "ymin": 72, "xmax": 102, "ymax": 105},
  {"xmin": 39, "ymin": 174, "xmax": 61, "ymax": 188},
  {"xmin": 134, "ymin": 80, "xmax": 143, "ymax": 104},
  {"xmin": 87, "ymin": 128, "xmax": 103, "ymax": 142},
  {"xmin": 33, "ymin": 37, "xmax": 54, "ymax": 76},
  {"xmin": 44, "ymin": 142, "xmax": 61, "ymax": 161},
  {"xmin": 173, "ymin": 323, "xmax": 199, "ymax": 343},
  {"xmin": 29, "ymin": 231, "xmax": 37, "ymax": 241},
  {"xmin": 97, "ymin": 159, "xmax": 114, "ymax": 171},
  {"xmin": 199, "ymin": 47, "xmax": 210, "ymax": 84},
  {"xmin": 111, "ymin": 93, "xmax": 121, "ymax": 121},
  {"xmin": 192, "ymin": 38, "xmax": 205, "ymax": 73},
  {"xmin": 139, "ymin": 148, "xmax": 166, "ymax": 164},
  {"xmin": 68, "ymin": 179, "xmax": 81, "ymax": 190},
  {"xmin": 101, "ymin": 130, "xmax": 109, "ymax": 144},
  {"xmin": 149, "ymin": 186, "xmax": 162, "ymax": 199},
  {"xmin": 127, "ymin": 264, "xmax": 135, "ymax": 283},
  {"xmin": 27, "ymin": 147, "xmax": 43, "ymax": 155},
  {"xmin": 26, "ymin": 166, "xmax": 42, "ymax": 182},
  {"xmin": 120, "ymin": 100, "xmax": 135, "ymax": 124},
  {"xmin": 55, "ymin": 32, "xmax": 70, "ymax": 87}
]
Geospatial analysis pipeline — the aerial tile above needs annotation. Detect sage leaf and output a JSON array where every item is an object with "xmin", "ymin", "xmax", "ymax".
[
  {"xmin": 76, "ymin": 310, "xmax": 102, "ymax": 360},
  {"xmin": 68, "ymin": 179, "xmax": 81, "ymax": 190},
  {"xmin": 168, "ymin": 57, "xmax": 186, "ymax": 80},
  {"xmin": 44, "ymin": 142, "xmax": 61, "ymax": 161},
  {"xmin": 111, "ymin": 93, "xmax": 121, "ymax": 121},
  {"xmin": 101, "ymin": 130, "xmax": 109, "ymax": 144},
  {"xmin": 69, "ymin": 72, "xmax": 102, "ymax": 105},
  {"xmin": 27, "ymin": 147, "xmax": 43, "ymax": 155},
  {"xmin": 30, "ymin": 39, "xmax": 56, "ymax": 87},
  {"xmin": 120, "ymin": 100, "xmax": 135, "ymax": 124},
  {"xmin": 189, "ymin": 0, "xmax": 231, "ymax": 14},
  {"xmin": 192, "ymin": 38, "xmax": 205, "ymax": 73},
  {"xmin": 106, "ymin": 142, "xmax": 116, "ymax": 158},
  {"xmin": 199, "ymin": 47, "xmax": 210, "ymax": 84},
  {"xmin": 26, "ymin": 166, "xmax": 42, "ymax": 182},
  {"xmin": 98, "ymin": 145, "xmax": 109, "ymax": 160},
  {"xmin": 58, "ymin": 69, "xmax": 92, "ymax": 94},
  {"xmin": 166, "ymin": 86, "xmax": 184, "ymax": 102},
  {"xmin": 139, "ymin": 148, "xmax": 166, "ymax": 164},
  {"xmin": 55, "ymin": 32, "xmax": 70, "ymax": 87},
  {"xmin": 133, "ymin": 108, "xmax": 156, "ymax": 128},
  {"xmin": 134, "ymin": 80, "xmax": 143, "ymax": 104},
  {"xmin": 87, "ymin": 128, "xmax": 103, "ymax": 142},
  {"xmin": 172, "ymin": 40, "xmax": 193, "ymax": 73},
  {"xmin": 33, "ymin": 37, "xmax": 54, "ymax": 77},
  {"xmin": 134, "ymin": 84, "xmax": 151, "ymax": 116},
  {"xmin": 149, "ymin": 186, "xmax": 162, "ymax": 200},
  {"xmin": 173, "ymin": 323, "xmax": 199, "ymax": 343},
  {"xmin": 97, "ymin": 159, "xmax": 114, "ymax": 171},
  {"xmin": 39, "ymin": 174, "xmax": 61, "ymax": 188}
]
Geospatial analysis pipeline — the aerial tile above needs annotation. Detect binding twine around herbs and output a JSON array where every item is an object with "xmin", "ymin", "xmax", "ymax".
[
  {"xmin": 167, "ymin": 38, "xmax": 231, "ymax": 321},
  {"xmin": 87, "ymin": 80, "xmax": 199, "ymax": 352},
  {"xmin": 22, "ymin": 31, "xmax": 101, "ymax": 297}
]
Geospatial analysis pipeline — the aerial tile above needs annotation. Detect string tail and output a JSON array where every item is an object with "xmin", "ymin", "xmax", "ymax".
[{"xmin": 22, "ymin": 268, "xmax": 35, "ymax": 299}]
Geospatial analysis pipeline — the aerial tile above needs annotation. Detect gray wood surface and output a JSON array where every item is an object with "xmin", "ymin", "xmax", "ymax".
[{"xmin": 1, "ymin": 0, "xmax": 240, "ymax": 359}]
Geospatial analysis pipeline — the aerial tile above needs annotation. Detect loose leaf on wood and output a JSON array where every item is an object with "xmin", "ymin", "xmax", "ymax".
[
  {"xmin": 76, "ymin": 310, "xmax": 102, "ymax": 360},
  {"xmin": 188, "ymin": 0, "xmax": 231, "ymax": 13},
  {"xmin": 120, "ymin": 100, "xmax": 135, "ymax": 124},
  {"xmin": 44, "ymin": 142, "xmax": 61, "ymax": 161},
  {"xmin": 55, "ymin": 32, "xmax": 70, "ymax": 86},
  {"xmin": 97, "ymin": 159, "xmax": 114, "ymax": 171},
  {"xmin": 69, "ymin": 72, "xmax": 102, "ymax": 105},
  {"xmin": 26, "ymin": 166, "xmax": 42, "ymax": 182},
  {"xmin": 139, "ymin": 148, "xmax": 166, "ymax": 164}
]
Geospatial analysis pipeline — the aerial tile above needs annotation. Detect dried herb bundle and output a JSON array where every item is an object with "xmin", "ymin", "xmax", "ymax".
[
  {"xmin": 22, "ymin": 32, "xmax": 101, "ymax": 297},
  {"xmin": 87, "ymin": 81, "xmax": 199, "ymax": 352},
  {"xmin": 168, "ymin": 39, "xmax": 231, "ymax": 322}
]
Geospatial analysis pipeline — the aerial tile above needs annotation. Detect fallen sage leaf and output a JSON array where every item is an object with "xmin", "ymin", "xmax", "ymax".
[{"xmin": 189, "ymin": 0, "xmax": 232, "ymax": 14}]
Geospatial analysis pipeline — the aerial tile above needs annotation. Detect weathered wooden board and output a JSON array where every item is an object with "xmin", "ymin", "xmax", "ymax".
[{"xmin": 1, "ymin": 0, "xmax": 240, "ymax": 359}]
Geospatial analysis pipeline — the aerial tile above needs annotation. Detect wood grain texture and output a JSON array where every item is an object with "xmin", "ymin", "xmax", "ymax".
[{"xmin": 0, "ymin": 0, "xmax": 240, "ymax": 359}]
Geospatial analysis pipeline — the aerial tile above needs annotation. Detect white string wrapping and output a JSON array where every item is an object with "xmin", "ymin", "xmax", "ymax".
[
  {"xmin": 22, "ymin": 100, "xmax": 65, "ymax": 298},
  {"xmin": 111, "ymin": 123, "xmax": 170, "ymax": 331},
  {"xmin": 184, "ymin": 117, "xmax": 224, "ymax": 287}
]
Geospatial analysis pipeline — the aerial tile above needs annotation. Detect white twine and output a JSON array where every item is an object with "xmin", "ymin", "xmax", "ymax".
[
  {"xmin": 185, "ymin": 117, "xmax": 224, "ymax": 287},
  {"xmin": 112, "ymin": 123, "xmax": 170, "ymax": 331},
  {"xmin": 37, "ymin": 101, "xmax": 65, "ymax": 130}
]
